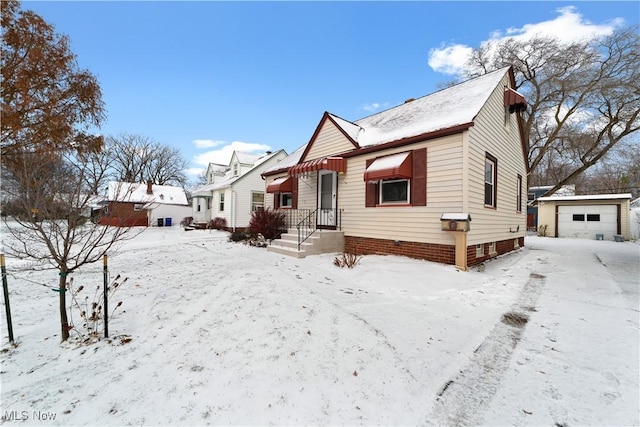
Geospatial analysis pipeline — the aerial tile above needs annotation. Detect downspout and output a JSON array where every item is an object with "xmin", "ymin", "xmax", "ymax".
[{"xmin": 231, "ymin": 190, "xmax": 236, "ymax": 232}]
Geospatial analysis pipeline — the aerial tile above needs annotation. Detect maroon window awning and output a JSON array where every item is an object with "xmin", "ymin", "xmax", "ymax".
[
  {"xmin": 289, "ymin": 157, "xmax": 346, "ymax": 177},
  {"xmin": 363, "ymin": 151, "xmax": 412, "ymax": 182},
  {"xmin": 266, "ymin": 176, "xmax": 293, "ymax": 193},
  {"xmin": 504, "ymin": 87, "xmax": 526, "ymax": 113}
]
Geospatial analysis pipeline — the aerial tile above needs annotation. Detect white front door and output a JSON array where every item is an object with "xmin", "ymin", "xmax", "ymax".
[{"xmin": 317, "ymin": 171, "xmax": 337, "ymax": 227}]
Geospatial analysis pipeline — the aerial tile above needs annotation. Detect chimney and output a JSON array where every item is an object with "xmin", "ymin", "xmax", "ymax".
[
  {"xmin": 146, "ymin": 180, "xmax": 153, "ymax": 194},
  {"xmin": 404, "ymin": 98, "xmax": 415, "ymax": 104},
  {"xmin": 266, "ymin": 151, "xmax": 272, "ymax": 155}
]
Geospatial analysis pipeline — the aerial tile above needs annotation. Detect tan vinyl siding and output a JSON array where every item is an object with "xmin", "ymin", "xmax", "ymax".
[
  {"xmin": 296, "ymin": 172, "xmax": 318, "ymax": 210},
  {"xmin": 464, "ymin": 74, "xmax": 527, "ymax": 246},
  {"xmin": 305, "ymin": 121, "xmax": 355, "ymax": 161},
  {"xmin": 340, "ymin": 135, "xmax": 463, "ymax": 245}
]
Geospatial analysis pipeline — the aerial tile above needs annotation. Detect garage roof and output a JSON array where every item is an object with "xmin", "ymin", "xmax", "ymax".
[{"xmin": 536, "ymin": 193, "xmax": 631, "ymax": 202}]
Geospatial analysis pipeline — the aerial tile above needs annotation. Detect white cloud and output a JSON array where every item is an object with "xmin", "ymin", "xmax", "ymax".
[
  {"xmin": 427, "ymin": 44, "xmax": 474, "ymax": 76},
  {"xmin": 192, "ymin": 140, "xmax": 272, "ymax": 167},
  {"xmin": 362, "ymin": 103, "xmax": 381, "ymax": 112},
  {"xmin": 186, "ymin": 167, "xmax": 205, "ymax": 177},
  {"xmin": 193, "ymin": 139, "xmax": 224, "ymax": 149},
  {"xmin": 428, "ymin": 6, "xmax": 624, "ymax": 76}
]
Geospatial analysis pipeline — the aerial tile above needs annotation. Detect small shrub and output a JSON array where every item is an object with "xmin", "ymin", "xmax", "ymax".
[
  {"xmin": 333, "ymin": 253, "xmax": 362, "ymax": 269},
  {"xmin": 249, "ymin": 208, "xmax": 285, "ymax": 241},
  {"xmin": 537, "ymin": 224, "xmax": 548, "ymax": 237},
  {"xmin": 209, "ymin": 217, "xmax": 227, "ymax": 230},
  {"xmin": 180, "ymin": 216, "xmax": 193, "ymax": 227},
  {"xmin": 67, "ymin": 274, "xmax": 128, "ymax": 344},
  {"xmin": 228, "ymin": 230, "xmax": 249, "ymax": 242}
]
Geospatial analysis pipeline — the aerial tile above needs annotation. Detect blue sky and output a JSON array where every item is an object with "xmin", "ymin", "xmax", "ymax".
[{"xmin": 24, "ymin": 1, "xmax": 640, "ymax": 180}]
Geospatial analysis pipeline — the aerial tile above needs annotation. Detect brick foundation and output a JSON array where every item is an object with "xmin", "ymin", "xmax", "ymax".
[
  {"xmin": 345, "ymin": 235, "xmax": 525, "ymax": 268},
  {"xmin": 467, "ymin": 236, "xmax": 525, "ymax": 266}
]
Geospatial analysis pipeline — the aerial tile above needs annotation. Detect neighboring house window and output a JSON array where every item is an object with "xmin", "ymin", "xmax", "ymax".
[
  {"xmin": 252, "ymin": 192, "xmax": 264, "ymax": 211},
  {"xmin": 516, "ymin": 175, "xmax": 522, "ymax": 212},
  {"xmin": 206, "ymin": 198, "xmax": 211, "ymax": 210},
  {"xmin": 197, "ymin": 203, "xmax": 201, "ymax": 212},
  {"xmin": 527, "ymin": 192, "xmax": 535, "ymax": 202},
  {"xmin": 233, "ymin": 164, "xmax": 239, "ymax": 177},
  {"xmin": 380, "ymin": 179, "xmax": 410, "ymax": 204},
  {"xmin": 476, "ymin": 244, "xmax": 485, "ymax": 257},
  {"xmin": 134, "ymin": 203, "xmax": 144, "ymax": 211},
  {"xmin": 280, "ymin": 193, "xmax": 292, "ymax": 208},
  {"xmin": 364, "ymin": 148, "xmax": 427, "ymax": 207},
  {"xmin": 485, "ymin": 154, "xmax": 497, "ymax": 208},
  {"xmin": 219, "ymin": 193, "xmax": 225, "ymax": 211}
]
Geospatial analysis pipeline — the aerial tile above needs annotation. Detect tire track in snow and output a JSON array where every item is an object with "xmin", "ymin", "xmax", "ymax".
[{"xmin": 429, "ymin": 272, "xmax": 546, "ymax": 426}]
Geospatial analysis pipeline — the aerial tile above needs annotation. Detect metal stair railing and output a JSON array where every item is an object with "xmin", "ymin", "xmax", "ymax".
[{"xmin": 296, "ymin": 209, "xmax": 318, "ymax": 251}]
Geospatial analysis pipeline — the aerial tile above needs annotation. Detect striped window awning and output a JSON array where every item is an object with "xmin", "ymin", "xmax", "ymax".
[
  {"xmin": 504, "ymin": 87, "xmax": 526, "ymax": 113},
  {"xmin": 289, "ymin": 157, "xmax": 346, "ymax": 177},
  {"xmin": 266, "ymin": 176, "xmax": 293, "ymax": 193},
  {"xmin": 363, "ymin": 151, "xmax": 412, "ymax": 182}
]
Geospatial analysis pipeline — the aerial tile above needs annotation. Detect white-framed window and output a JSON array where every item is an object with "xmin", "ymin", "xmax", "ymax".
[
  {"xmin": 280, "ymin": 192, "xmax": 292, "ymax": 208},
  {"xmin": 251, "ymin": 192, "xmax": 264, "ymax": 212},
  {"xmin": 134, "ymin": 203, "xmax": 144, "ymax": 211},
  {"xmin": 219, "ymin": 193, "xmax": 225, "ymax": 211},
  {"xmin": 485, "ymin": 154, "xmax": 497, "ymax": 208},
  {"xmin": 476, "ymin": 244, "xmax": 485, "ymax": 257},
  {"xmin": 233, "ymin": 164, "xmax": 239, "ymax": 177},
  {"xmin": 206, "ymin": 198, "xmax": 211, "ymax": 210},
  {"xmin": 489, "ymin": 241, "xmax": 497, "ymax": 254},
  {"xmin": 380, "ymin": 179, "xmax": 410, "ymax": 204}
]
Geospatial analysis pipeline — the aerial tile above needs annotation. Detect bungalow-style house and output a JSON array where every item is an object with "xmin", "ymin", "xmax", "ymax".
[
  {"xmin": 535, "ymin": 193, "xmax": 632, "ymax": 241},
  {"xmin": 191, "ymin": 150, "xmax": 288, "ymax": 230},
  {"xmin": 262, "ymin": 66, "xmax": 528, "ymax": 270},
  {"xmin": 101, "ymin": 181, "xmax": 190, "ymax": 227}
]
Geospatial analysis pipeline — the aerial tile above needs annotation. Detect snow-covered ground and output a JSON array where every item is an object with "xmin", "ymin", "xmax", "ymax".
[{"xmin": 1, "ymin": 226, "xmax": 638, "ymax": 426}]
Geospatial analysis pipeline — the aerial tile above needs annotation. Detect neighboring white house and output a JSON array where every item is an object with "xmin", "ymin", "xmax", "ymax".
[
  {"xmin": 191, "ymin": 150, "xmax": 288, "ymax": 230},
  {"xmin": 101, "ymin": 181, "xmax": 190, "ymax": 227}
]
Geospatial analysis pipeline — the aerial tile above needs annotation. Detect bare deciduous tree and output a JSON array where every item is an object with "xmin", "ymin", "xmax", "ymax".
[
  {"xmin": 467, "ymin": 26, "xmax": 640, "ymax": 195},
  {"xmin": 107, "ymin": 134, "xmax": 188, "ymax": 187},
  {"xmin": 2, "ymin": 152, "xmax": 142, "ymax": 342}
]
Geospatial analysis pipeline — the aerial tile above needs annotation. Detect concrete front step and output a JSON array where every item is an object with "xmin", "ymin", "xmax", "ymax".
[
  {"xmin": 268, "ymin": 229, "xmax": 345, "ymax": 258},
  {"xmin": 267, "ymin": 244, "xmax": 307, "ymax": 258}
]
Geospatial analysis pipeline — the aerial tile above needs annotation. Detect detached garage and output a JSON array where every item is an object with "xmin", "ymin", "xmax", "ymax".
[{"xmin": 536, "ymin": 194, "xmax": 632, "ymax": 241}]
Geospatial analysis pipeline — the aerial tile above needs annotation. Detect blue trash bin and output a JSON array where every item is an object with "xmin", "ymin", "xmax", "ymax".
[{"xmin": 165, "ymin": 217, "xmax": 172, "ymax": 227}]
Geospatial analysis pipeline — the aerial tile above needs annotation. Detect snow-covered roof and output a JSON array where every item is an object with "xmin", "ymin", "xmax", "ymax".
[
  {"xmin": 261, "ymin": 145, "xmax": 306, "ymax": 176},
  {"xmin": 207, "ymin": 163, "xmax": 229, "ymax": 174},
  {"xmin": 350, "ymin": 67, "xmax": 510, "ymax": 147},
  {"xmin": 196, "ymin": 151, "xmax": 287, "ymax": 191},
  {"xmin": 108, "ymin": 182, "xmax": 188, "ymax": 205},
  {"xmin": 235, "ymin": 152, "xmax": 262, "ymax": 165},
  {"xmin": 328, "ymin": 113, "xmax": 362, "ymax": 142},
  {"xmin": 536, "ymin": 193, "xmax": 632, "ymax": 202}
]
